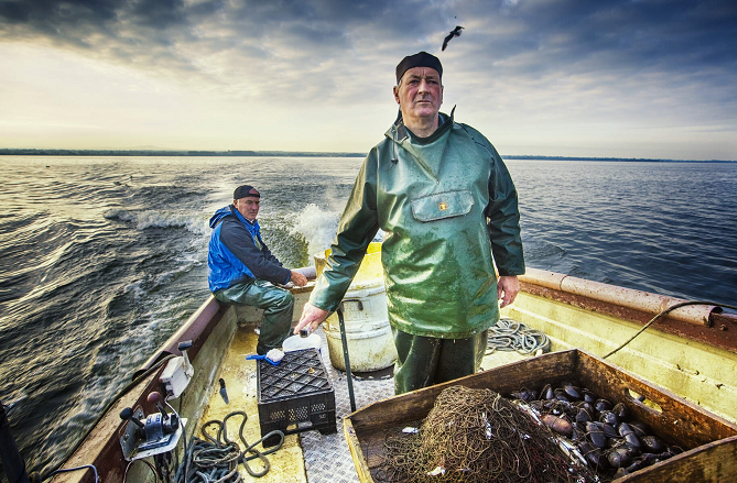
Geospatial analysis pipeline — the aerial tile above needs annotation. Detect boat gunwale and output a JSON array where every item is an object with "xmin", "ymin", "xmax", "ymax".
[
  {"xmin": 134, "ymin": 295, "xmax": 227, "ymax": 378},
  {"xmin": 519, "ymin": 281, "xmax": 737, "ymax": 354},
  {"xmin": 520, "ymin": 268, "xmax": 720, "ymax": 326}
]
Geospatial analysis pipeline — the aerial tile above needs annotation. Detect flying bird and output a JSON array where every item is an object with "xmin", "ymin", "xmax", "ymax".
[{"xmin": 442, "ymin": 25, "xmax": 464, "ymax": 51}]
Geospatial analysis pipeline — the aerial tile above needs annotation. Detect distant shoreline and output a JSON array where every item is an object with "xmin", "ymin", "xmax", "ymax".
[
  {"xmin": 0, "ymin": 148, "xmax": 367, "ymax": 158},
  {"xmin": 503, "ymin": 155, "xmax": 736, "ymax": 163},
  {"xmin": 0, "ymin": 149, "xmax": 734, "ymax": 163}
]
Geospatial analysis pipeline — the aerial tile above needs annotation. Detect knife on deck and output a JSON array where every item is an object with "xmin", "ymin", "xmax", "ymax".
[{"xmin": 219, "ymin": 378, "xmax": 229, "ymax": 404}]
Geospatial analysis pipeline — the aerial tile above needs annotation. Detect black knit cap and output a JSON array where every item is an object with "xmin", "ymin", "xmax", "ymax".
[
  {"xmin": 233, "ymin": 185, "xmax": 260, "ymax": 200},
  {"xmin": 395, "ymin": 51, "xmax": 443, "ymax": 84}
]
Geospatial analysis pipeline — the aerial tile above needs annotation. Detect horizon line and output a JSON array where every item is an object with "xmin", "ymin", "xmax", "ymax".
[{"xmin": 0, "ymin": 148, "xmax": 734, "ymax": 163}]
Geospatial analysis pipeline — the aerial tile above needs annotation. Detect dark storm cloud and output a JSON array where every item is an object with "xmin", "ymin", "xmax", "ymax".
[
  {"xmin": 0, "ymin": 0, "xmax": 190, "ymax": 29},
  {"xmin": 0, "ymin": 0, "xmax": 444, "ymax": 52},
  {"xmin": 502, "ymin": 0, "xmax": 737, "ymax": 75},
  {"xmin": 0, "ymin": 0, "xmax": 118, "ymax": 47},
  {"xmin": 0, "ymin": 0, "xmax": 195, "ymax": 45}
]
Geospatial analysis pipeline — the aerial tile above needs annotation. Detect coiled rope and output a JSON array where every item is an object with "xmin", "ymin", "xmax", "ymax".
[
  {"xmin": 176, "ymin": 411, "xmax": 284, "ymax": 482},
  {"xmin": 486, "ymin": 318, "xmax": 550, "ymax": 355}
]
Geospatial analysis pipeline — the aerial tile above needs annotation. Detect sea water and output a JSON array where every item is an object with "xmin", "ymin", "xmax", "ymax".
[{"xmin": 1, "ymin": 155, "xmax": 736, "ymax": 474}]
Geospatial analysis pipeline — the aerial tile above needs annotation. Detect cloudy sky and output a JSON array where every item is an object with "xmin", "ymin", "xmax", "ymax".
[{"xmin": 1, "ymin": 0, "xmax": 735, "ymax": 159}]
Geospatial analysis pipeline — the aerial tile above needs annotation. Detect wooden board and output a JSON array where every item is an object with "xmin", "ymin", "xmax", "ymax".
[
  {"xmin": 617, "ymin": 435, "xmax": 737, "ymax": 483},
  {"xmin": 344, "ymin": 349, "xmax": 737, "ymax": 483}
]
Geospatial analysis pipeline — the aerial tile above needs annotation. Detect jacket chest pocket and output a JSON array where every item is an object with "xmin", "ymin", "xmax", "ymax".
[{"xmin": 410, "ymin": 190, "xmax": 474, "ymax": 222}]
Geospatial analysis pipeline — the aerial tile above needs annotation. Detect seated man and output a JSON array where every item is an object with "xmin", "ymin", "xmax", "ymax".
[{"xmin": 208, "ymin": 185, "xmax": 307, "ymax": 354}]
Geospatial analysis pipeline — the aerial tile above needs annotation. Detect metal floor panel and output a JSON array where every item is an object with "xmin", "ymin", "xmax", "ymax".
[{"xmin": 300, "ymin": 328, "xmax": 395, "ymax": 483}]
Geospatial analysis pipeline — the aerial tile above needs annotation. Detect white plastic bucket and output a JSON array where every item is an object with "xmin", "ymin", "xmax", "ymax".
[
  {"xmin": 324, "ymin": 278, "xmax": 397, "ymax": 372},
  {"xmin": 314, "ymin": 243, "xmax": 397, "ymax": 372}
]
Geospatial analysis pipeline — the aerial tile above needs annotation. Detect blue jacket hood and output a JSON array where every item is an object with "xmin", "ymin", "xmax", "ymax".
[{"xmin": 209, "ymin": 206, "xmax": 234, "ymax": 229}]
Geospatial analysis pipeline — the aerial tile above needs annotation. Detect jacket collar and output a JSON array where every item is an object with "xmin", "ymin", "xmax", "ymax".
[{"xmin": 387, "ymin": 106, "xmax": 456, "ymax": 144}]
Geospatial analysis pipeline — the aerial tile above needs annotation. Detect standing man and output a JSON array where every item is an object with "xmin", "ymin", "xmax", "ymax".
[
  {"xmin": 295, "ymin": 52, "xmax": 525, "ymax": 394},
  {"xmin": 208, "ymin": 185, "xmax": 307, "ymax": 355}
]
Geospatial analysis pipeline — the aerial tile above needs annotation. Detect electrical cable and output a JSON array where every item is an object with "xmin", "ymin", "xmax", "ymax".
[
  {"xmin": 165, "ymin": 400, "xmax": 187, "ymax": 483},
  {"xmin": 123, "ymin": 459, "xmax": 158, "ymax": 483},
  {"xmin": 45, "ymin": 465, "xmax": 99, "ymax": 483},
  {"xmin": 603, "ymin": 301, "xmax": 737, "ymax": 359}
]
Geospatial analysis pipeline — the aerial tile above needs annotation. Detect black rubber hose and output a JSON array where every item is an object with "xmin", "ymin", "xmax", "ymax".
[
  {"xmin": 337, "ymin": 307, "xmax": 357, "ymax": 413},
  {"xmin": 603, "ymin": 301, "xmax": 737, "ymax": 359}
]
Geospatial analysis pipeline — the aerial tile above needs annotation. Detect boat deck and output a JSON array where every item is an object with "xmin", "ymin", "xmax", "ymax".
[
  {"xmin": 197, "ymin": 323, "xmax": 529, "ymax": 483},
  {"xmin": 196, "ymin": 325, "xmax": 396, "ymax": 482}
]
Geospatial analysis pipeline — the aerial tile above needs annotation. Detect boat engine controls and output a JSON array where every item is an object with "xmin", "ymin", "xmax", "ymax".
[
  {"xmin": 159, "ymin": 340, "xmax": 194, "ymax": 400},
  {"xmin": 119, "ymin": 392, "xmax": 187, "ymax": 461}
]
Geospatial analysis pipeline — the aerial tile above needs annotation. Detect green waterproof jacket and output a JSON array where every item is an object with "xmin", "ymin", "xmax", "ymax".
[{"xmin": 310, "ymin": 110, "xmax": 525, "ymax": 338}]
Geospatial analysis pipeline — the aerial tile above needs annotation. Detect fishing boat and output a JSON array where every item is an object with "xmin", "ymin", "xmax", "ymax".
[{"xmin": 5, "ymin": 245, "xmax": 736, "ymax": 483}]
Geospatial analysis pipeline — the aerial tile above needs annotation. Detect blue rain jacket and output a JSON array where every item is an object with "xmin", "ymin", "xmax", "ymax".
[{"xmin": 207, "ymin": 205, "xmax": 291, "ymax": 292}]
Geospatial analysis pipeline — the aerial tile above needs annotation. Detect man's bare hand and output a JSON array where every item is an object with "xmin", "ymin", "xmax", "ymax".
[
  {"xmin": 289, "ymin": 270, "xmax": 308, "ymax": 287},
  {"xmin": 294, "ymin": 302, "xmax": 329, "ymax": 334},
  {"xmin": 497, "ymin": 275, "xmax": 520, "ymax": 308}
]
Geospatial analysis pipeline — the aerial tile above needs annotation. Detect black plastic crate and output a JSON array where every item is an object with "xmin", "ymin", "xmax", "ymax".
[{"xmin": 257, "ymin": 348, "xmax": 337, "ymax": 445}]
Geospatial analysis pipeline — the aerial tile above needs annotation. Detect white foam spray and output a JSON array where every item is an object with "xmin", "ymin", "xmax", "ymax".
[
  {"xmin": 105, "ymin": 209, "xmax": 209, "ymax": 235},
  {"xmin": 288, "ymin": 204, "xmax": 385, "ymax": 264},
  {"xmin": 289, "ymin": 204, "xmax": 339, "ymax": 262}
]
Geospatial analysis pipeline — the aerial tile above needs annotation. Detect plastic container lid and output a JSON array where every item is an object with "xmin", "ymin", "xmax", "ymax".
[{"xmin": 282, "ymin": 332, "xmax": 322, "ymax": 353}]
